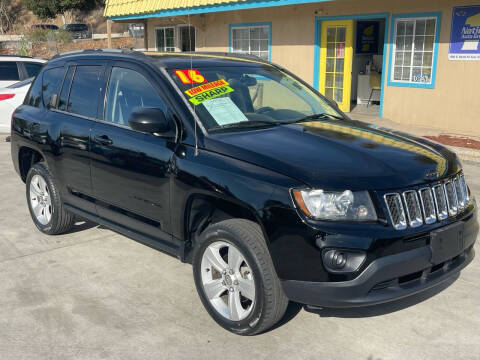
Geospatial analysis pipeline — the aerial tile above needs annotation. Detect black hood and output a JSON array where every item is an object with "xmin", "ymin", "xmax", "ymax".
[{"xmin": 204, "ymin": 119, "xmax": 461, "ymax": 191}]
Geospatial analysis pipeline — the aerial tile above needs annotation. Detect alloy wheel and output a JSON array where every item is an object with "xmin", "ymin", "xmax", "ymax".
[
  {"xmin": 29, "ymin": 174, "xmax": 52, "ymax": 225},
  {"xmin": 200, "ymin": 241, "xmax": 256, "ymax": 321}
]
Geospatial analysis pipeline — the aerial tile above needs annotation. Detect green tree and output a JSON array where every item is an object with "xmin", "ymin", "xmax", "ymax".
[{"xmin": 22, "ymin": 0, "xmax": 101, "ymax": 19}]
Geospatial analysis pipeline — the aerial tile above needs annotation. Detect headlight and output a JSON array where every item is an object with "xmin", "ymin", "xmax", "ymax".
[{"xmin": 292, "ymin": 189, "xmax": 377, "ymax": 221}]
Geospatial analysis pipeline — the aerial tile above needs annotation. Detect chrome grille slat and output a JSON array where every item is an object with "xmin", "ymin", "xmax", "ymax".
[
  {"xmin": 418, "ymin": 188, "xmax": 436, "ymax": 224},
  {"xmin": 384, "ymin": 193, "xmax": 407, "ymax": 230},
  {"xmin": 402, "ymin": 190, "xmax": 423, "ymax": 227},
  {"xmin": 432, "ymin": 184, "xmax": 448, "ymax": 220},
  {"xmin": 444, "ymin": 181, "xmax": 458, "ymax": 216},
  {"xmin": 454, "ymin": 177, "xmax": 465, "ymax": 210},
  {"xmin": 384, "ymin": 173, "xmax": 470, "ymax": 230},
  {"xmin": 459, "ymin": 174, "xmax": 470, "ymax": 204}
]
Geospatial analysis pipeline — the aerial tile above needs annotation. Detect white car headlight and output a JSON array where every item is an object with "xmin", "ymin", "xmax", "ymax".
[{"xmin": 292, "ymin": 189, "xmax": 377, "ymax": 221}]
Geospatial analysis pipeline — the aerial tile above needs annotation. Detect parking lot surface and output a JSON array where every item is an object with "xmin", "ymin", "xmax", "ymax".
[{"xmin": 0, "ymin": 138, "xmax": 479, "ymax": 360}]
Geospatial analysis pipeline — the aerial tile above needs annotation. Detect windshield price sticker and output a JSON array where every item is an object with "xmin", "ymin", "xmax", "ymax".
[
  {"xmin": 174, "ymin": 69, "xmax": 206, "ymax": 84},
  {"xmin": 189, "ymin": 85, "xmax": 234, "ymax": 105},
  {"xmin": 185, "ymin": 79, "xmax": 229, "ymax": 97}
]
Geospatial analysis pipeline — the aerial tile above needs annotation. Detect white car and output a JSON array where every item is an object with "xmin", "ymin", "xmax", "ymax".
[
  {"xmin": 0, "ymin": 56, "xmax": 46, "ymax": 88},
  {"xmin": 0, "ymin": 77, "xmax": 34, "ymax": 133}
]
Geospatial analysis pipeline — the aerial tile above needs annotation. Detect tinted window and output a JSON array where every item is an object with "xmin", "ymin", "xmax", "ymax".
[
  {"xmin": 58, "ymin": 67, "xmax": 74, "ymax": 111},
  {"xmin": 42, "ymin": 67, "xmax": 65, "ymax": 108},
  {"xmin": 68, "ymin": 24, "xmax": 87, "ymax": 31},
  {"xmin": 67, "ymin": 65, "xmax": 101, "ymax": 118},
  {"xmin": 24, "ymin": 62, "xmax": 43, "ymax": 78},
  {"xmin": 25, "ymin": 76, "xmax": 43, "ymax": 108},
  {"xmin": 0, "ymin": 62, "xmax": 20, "ymax": 81},
  {"xmin": 105, "ymin": 67, "xmax": 165, "ymax": 127}
]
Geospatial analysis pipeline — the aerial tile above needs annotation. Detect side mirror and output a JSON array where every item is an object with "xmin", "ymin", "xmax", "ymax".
[{"xmin": 128, "ymin": 108, "xmax": 175, "ymax": 137}]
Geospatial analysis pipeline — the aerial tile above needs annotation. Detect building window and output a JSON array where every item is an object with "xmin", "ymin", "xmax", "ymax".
[
  {"xmin": 179, "ymin": 26, "xmax": 196, "ymax": 52},
  {"xmin": 389, "ymin": 14, "xmax": 441, "ymax": 88},
  {"xmin": 155, "ymin": 27, "xmax": 175, "ymax": 52},
  {"xmin": 230, "ymin": 23, "xmax": 271, "ymax": 60}
]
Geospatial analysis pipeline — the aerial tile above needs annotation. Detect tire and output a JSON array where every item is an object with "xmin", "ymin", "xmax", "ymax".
[
  {"xmin": 193, "ymin": 219, "xmax": 288, "ymax": 335},
  {"xmin": 26, "ymin": 162, "xmax": 75, "ymax": 235}
]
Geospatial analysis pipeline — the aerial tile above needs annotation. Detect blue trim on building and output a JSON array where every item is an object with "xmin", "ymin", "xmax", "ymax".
[
  {"xmin": 387, "ymin": 12, "xmax": 442, "ymax": 89},
  {"xmin": 109, "ymin": 0, "xmax": 330, "ymax": 20},
  {"xmin": 314, "ymin": 13, "xmax": 390, "ymax": 118},
  {"xmin": 228, "ymin": 22, "xmax": 272, "ymax": 61}
]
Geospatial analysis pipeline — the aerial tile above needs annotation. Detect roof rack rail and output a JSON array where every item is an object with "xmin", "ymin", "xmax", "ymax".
[
  {"xmin": 183, "ymin": 51, "xmax": 267, "ymax": 62},
  {"xmin": 51, "ymin": 48, "xmax": 145, "ymax": 60}
]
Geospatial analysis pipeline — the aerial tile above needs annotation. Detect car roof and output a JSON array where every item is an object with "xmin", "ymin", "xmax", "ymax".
[{"xmin": 48, "ymin": 49, "xmax": 271, "ymax": 69}]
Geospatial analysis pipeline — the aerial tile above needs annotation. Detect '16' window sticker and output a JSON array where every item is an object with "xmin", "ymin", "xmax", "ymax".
[{"xmin": 174, "ymin": 69, "xmax": 206, "ymax": 84}]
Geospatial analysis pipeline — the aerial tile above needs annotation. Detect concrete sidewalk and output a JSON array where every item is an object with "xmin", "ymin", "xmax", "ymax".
[{"xmin": 0, "ymin": 137, "xmax": 479, "ymax": 360}]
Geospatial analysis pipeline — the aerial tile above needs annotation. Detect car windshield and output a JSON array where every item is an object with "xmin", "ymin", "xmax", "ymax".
[{"xmin": 165, "ymin": 63, "xmax": 343, "ymax": 132}]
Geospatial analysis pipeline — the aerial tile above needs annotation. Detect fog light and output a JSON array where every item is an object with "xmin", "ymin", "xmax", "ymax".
[{"xmin": 323, "ymin": 249, "xmax": 366, "ymax": 273}]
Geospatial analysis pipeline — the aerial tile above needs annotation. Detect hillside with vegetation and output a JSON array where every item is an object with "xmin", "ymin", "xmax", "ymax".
[{"xmin": 0, "ymin": 0, "xmax": 136, "ymax": 57}]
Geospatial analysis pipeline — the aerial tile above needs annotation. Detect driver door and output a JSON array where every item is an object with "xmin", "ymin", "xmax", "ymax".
[{"xmin": 90, "ymin": 61, "xmax": 174, "ymax": 242}]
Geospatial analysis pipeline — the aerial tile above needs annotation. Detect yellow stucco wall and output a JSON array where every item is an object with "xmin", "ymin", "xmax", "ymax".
[{"xmin": 144, "ymin": 0, "xmax": 480, "ymax": 136}]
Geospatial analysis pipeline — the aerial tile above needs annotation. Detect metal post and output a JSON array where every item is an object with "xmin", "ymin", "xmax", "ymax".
[{"xmin": 107, "ymin": 20, "xmax": 112, "ymax": 48}]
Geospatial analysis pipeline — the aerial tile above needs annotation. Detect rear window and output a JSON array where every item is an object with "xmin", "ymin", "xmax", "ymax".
[
  {"xmin": 24, "ymin": 76, "xmax": 43, "ymax": 108},
  {"xmin": 24, "ymin": 62, "xmax": 44, "ymax": 78},
  {"xmin": 42, "ymin": 67, "xmax": 65, "ymax": 107},
  {"xmin": 0, "ymin": 62, "xmax": 20, "ymax": 81}
]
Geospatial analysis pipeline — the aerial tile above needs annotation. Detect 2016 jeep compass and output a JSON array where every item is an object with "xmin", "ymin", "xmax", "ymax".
[{"xmin": 11, "ymin": 50, "xmax": 478, "ymax": 335}]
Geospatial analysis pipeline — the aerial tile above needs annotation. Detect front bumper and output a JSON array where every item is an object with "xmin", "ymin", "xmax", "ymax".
[{"xmin": 281, "ymin": 212, "xmax": 478, "ymax": 308}]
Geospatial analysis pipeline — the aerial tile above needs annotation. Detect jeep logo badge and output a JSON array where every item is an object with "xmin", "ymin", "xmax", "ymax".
[{"xmin": 425, "ymin": 170, "xmax": 440, "ymax": 179}]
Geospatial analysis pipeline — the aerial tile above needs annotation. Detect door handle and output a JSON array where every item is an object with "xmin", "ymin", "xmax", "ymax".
[{"xmin": 93, "ymin": 134, "xmax": 113, "ymax": 145}]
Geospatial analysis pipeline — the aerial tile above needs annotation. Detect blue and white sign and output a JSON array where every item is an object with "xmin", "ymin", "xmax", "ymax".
[{"xmin": 449, "ymin": 5, "xmax": 480, "ymax": 60}]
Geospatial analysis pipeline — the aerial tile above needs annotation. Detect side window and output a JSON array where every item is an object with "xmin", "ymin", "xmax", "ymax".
[
  {"xmin": 67, "ymin": 65, "xmax": 101, "ymax": 118},
  {"xmin": 24, "ymin": 76, "xmax": 43, "ymax": 108},
  {"xmin": 58, "ymin": 67, "xmax": 74, "ymax": 111},
  {"xmin": 0, "ymin": 61, "xmax": 20, "ymax": 81},
  {"xmin": 24, "ymin": 62, "xmax": 44, "ymax": 78},
  {"xmin": 105, "ymin": 67, "xmax": 165, "ymax": 127},
  {"xmin": 42, "ymin": 67, "xmax": 65, "ymax": 108}
]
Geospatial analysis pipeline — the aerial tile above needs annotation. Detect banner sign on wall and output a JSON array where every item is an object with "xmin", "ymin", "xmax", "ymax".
[
  {"xmin": 449, "ymin": 5, "xmax": 480, "ymax": 60},
  {"xmin": 356, "ymin": 21, "xmax": 379, "ymax": 54}
]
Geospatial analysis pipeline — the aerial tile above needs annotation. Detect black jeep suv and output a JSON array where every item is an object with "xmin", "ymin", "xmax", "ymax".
[{"xmin": 11, "ymin": 50, "xmax": 478, "ymax": 335}]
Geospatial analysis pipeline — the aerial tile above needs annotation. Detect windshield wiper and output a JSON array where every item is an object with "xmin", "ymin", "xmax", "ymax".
[
  {"xmin": 289, "ymin": 113, "xmax": 344, "ymax": 124},
  {"xmin": 209, "ymin": 120, "xmax": 282, "ymax": 132}
]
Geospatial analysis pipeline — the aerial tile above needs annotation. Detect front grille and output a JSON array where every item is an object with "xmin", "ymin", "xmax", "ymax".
[{"xmin": 384, "ymin": 173, "xmax": 471, "ymax": 230}]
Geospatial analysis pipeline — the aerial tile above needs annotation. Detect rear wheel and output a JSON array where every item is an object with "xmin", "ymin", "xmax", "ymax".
[
  {"xmin": 26, "ymin": 163, "xmax": 75, "ymax": 235},
  {"xmin": 193, "ymin": 219, "xmax": 288, "ymax": 335}
]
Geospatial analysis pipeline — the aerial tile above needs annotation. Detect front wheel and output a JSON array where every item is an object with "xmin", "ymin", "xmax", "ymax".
[{"xmin": 193, "ymin": 219, "xmax": 288, "ymax": 335}]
